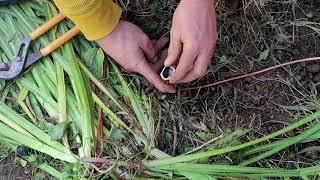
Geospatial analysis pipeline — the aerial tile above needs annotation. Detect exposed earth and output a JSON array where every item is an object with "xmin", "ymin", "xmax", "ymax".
[
  {"xmin": 130, "ymin": 0, "xmax": 320, "ymax": 167},
  {"xmin": 2, "ymin": 0, "xmax": 320, "ymax": 178}
]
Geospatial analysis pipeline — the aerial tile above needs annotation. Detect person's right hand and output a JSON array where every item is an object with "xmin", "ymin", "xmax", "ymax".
[
  {"xmin": 97, "ymin": 21, "xmax": 176, "ymax": 93},
  {"xmin": 165, "ymin": 0, "xmax": 217, "ymax": 84}
]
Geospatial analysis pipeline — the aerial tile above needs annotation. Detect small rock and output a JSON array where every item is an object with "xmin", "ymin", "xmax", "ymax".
[
  {"xmin": 289, "ymin": 77, "xmax": 294, "ymax": 83},
  {"xmin": 306, "ymin": 12, "xmax": 314, "ymax": 18},
  {"xmin": 296, "ymin": 75, "xmax": 302, "ymax": 81},
  {"xmin": 244, "ymin": 77, "xmax": 253, "ymax": 83},
  {"xmin": 254, "ymin": 84, "xmax": 262, "ymax": 91},
  {"xmin": 307, "ymin": 64, "xmax": 320, "ymax": 73},
  {"xmin": 301, "ymin": 80, "xmax": 308, "ymax": 87}
]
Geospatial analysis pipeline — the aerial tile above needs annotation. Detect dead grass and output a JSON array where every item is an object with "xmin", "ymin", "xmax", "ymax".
[
  {"xmin": 2, "ymin": 0, "xmax": 320, "ymax": 178},
  {"xmin": 118, "ymin": 0, "xmax": 320, "ymax": 169}
]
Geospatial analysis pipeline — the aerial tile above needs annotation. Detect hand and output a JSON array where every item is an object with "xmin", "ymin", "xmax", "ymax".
[
  {"xmin": 165, "ymin": 0, "xmax": 217, "ymax": 83},
  {"xmin": 97, "ymin": 21, "xmax": 176, "ymax": 93}
]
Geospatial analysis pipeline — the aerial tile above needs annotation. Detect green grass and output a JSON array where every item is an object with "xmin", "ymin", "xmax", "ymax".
[{"xmin": 1, "ymin": 0, "xmax": 320, "ymax": 179}]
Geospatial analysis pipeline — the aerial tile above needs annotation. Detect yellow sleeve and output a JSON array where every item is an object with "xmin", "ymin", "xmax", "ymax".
[{"xmin": 55, "ymin": 0, "xmax": 122, "ymax": 40}]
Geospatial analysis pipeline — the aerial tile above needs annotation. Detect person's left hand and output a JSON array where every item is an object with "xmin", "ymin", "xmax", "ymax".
[
  {"xmin": 164, "ymin": 0, "xmax": 218, "ymax": 83},
  {"xmin": 97, "ymin": 21, "xmax": 176, "ymax": 93}
]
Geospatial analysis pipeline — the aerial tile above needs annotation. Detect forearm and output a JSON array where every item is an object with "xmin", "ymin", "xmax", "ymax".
[{"xmin": 54, "ymin": 0, "xmax": 122, "ymax": 40}]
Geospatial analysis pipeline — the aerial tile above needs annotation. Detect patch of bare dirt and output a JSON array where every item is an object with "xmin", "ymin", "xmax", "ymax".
[
  {"xmin": 0, "ymin": 156, "xmax": 31, "ymax": 180},
  {"xmin": 139, "ymin": 1, "xmax": 320, "ymax": 164}
]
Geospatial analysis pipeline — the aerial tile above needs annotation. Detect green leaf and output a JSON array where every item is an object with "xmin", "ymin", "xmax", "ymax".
[
  {"xmin": 258, "ymin": 48, "xmax": 270, "ymax": 61},
  {"xmin": 49, "ymin": 121, "xmax": 71, "ymax": 141},
  {"xmin": 302, "ymin": 132, "xmax": 320, "ymax": 143},
  {"xmin": 0, "ymin": 80, "xmax": 5, "ymax": 91},
  {"xmin": 196, "ymin": 132, "xmax": 214, "ymax": 141},
  {"xmin": 179, "ymin": 171, "xmax": 217, "ymax": 180},
  {"xmin": 83, "ymin": 48, "xmax": 105, "ymax": 79},
  {"xmin": 26, "ymin": 155, "xmax": 43, "ymax": 167},
  {"xmin": 32, "ymin": 172, "xmax": 47, "ymax": 180},
  {"xmin": 219, "ymin": 55, "xmax": 229, "ymax": 64},
  {"xmin": 212, "ymin": 129, "xmax": 249, "ymax": 148},
  {"xmin": 273, "ymin": 102, "xmax": 316, "ymax": 111},
  {"xmin": 299, "ymin": 146, "xmax": 320, "ymax": 154},
  {"xmin": 108, "ymin": 125, "xmax": 124, "ymax": 142}
]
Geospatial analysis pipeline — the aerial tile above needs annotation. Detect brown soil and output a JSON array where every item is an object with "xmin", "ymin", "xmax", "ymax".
[
  {"xmin": 0, "ymin": 155, "xmax": 31, "ymax": 180},
  {"xmin": 129, "ymin": 0, "xmax": 320, "ymax": 165},
  {"xmin": 3, "ymin": 0, "xmax": 320, "ymax": 178}
]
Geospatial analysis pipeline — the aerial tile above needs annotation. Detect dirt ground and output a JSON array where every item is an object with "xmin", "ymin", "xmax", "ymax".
[
  {"xmin": 2, "ymin": 0, "xmax": 320, "ymax": 178},
  {"xmin": 126, "ymin": 0, "xmax": 320, "ymax": 167},
  {"xmin": 0, "ymin": 155, "xmax": 32, "ymax": 180}
]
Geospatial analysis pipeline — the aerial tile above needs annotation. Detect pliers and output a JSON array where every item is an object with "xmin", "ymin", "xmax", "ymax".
[{"xmin": 0, "ymin": 13, "xmax": 80, "ymax": 80}]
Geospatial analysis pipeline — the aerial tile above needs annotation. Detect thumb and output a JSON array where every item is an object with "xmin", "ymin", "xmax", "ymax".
[
  {"xmin": 139, "ymin": 62, "xmax": 176, "ymax": 93},
  {"xmin": 164, "ymin": 34, "xmax": 182, "ymax": 67}
]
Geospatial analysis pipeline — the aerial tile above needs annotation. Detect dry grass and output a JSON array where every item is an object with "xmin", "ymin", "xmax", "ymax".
[{"xmin": 120, "ymin": 0, "xmax": 320, "ymax": 168}]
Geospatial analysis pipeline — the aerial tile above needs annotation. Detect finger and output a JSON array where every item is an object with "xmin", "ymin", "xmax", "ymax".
[
  {"xmin": 169, "ymin": 44, "xmax": 198, "ymax": 83},
  {"xmin": 150, "ymin": 36, "xmax": 170, "ymax": 64},
  {"xmin": 140, "ymin": 35, "xmax": 156, "ymax": 61},
  {"xmin": 164, "ymin": 33, "xmax": 182, "ymax": 67},
  {"xmin": 138, "ymin": 62, "xmax": 176, "ymax": 93},
  {"xmin": 155, "ymin": 36, "xmax": 170, "ymax": 53},
  {"xmin": 178, "ymin": 52, "xmax": 211, "ymax": 83},
  {"xmin": 150, "ymin": 47, "xmax": 168, "ymax": 72},
  {"xmin": 150, "ymin": 60, "xmax": 164, "ymax": 73}
]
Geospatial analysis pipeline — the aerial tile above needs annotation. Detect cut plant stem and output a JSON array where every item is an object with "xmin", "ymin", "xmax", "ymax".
[
  {"xmin": 77, "ymin": 58, "xmax": 137, "ymax": 123},
  {"xmin": 0, "ymin": 122, "xmax": 77, "ymax": 163},
  {"xmin": 56, "ymin": 62, "xmax": 70, "ymax": 149},
  {"xmin": 152, "ymin": 163, "xmax": 320, "ymax": 177},
  {"xmin": 145, "ymin": 111, "xmax": 320, "ymax": 167},
  {"xmin": 92, "ymin": 93, "xmax": 148, "ymax": 145},
  {"xmin": 240, "ymin": 120, "xmax": 320, "ymax": 166}
]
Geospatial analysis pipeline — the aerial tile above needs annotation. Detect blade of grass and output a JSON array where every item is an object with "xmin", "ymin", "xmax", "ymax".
[
  {"xmin": 110, "ymin": 61, "xmax": 152, "ymax": 142},
  {"xmin": 240, "ymin": 121, "xmax": 320, "ymax": 166},
  {"xmin": 92, "ymin": 93, "xmax": 148, "ymax": 145},
  {"xmin": 77, "ymin": 58, "xmax": 136, "ymax": 123},
  {"xmin": 56, "ymin": 61, "xmax": 70, "ymax": 149},
  {"xmin": 153, "ymin": 163, "xmax": 320, "ymax": 177},
  {"xmin": 0, "ymin": 122, "xmax": 77, "ymax": 163},
  {"xmin": 145, "ymin": 111, "xmax": 320, "ymax": 167},
  {"xmin": 0, "ymin": 101, "xmax": 70, "ymax": 154}
]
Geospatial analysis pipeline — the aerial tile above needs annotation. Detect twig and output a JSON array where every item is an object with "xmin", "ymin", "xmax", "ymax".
[
  {"xmin": 86, "ymin": 160, "xmax": 117, "ymax": 174},
  {"xmin": 77, "ymin": 58, "xmax": 138, "ymax": 125},
  {"xmin": 181, "ymin": 57, "xmax": 320, "ymax": 91},
  {"xmin": 184, "ymin": 134, "xmax": 224, "ymax": 155},
  {"xmin": 171, "ymin": 123, "xmax": 177, "ymax": 156},
  {"xmin": 96, "ymin": 90, "xmax": 104, "ymax": 140},
  {"xmin": 83, "ymin": 147, "xmax": 120, "ymax": 174},
  {"xmin": 81, "ymin": 157, "xmax": 143, "ymax": 170},
  {"xmin": 25, "ymin": 96, "xmax": 36, "ymax": 117}
]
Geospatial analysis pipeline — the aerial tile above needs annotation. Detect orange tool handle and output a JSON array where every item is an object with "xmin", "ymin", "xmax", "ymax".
[
  {"xmin": 30, "ymin": 13, "xmax": 66, "ymax": 40},
  {"xmin": 40, "ymin": 27, "xmax": 81, "ymax": 56}
]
